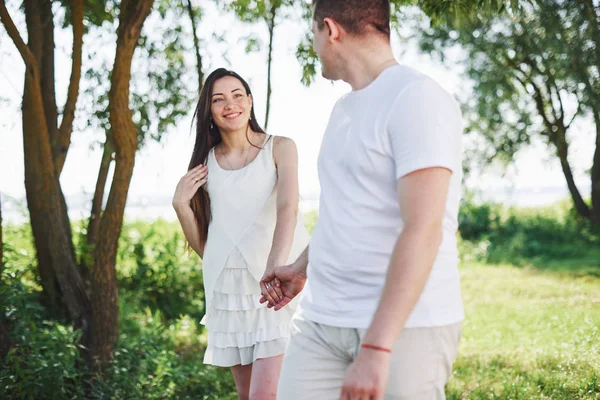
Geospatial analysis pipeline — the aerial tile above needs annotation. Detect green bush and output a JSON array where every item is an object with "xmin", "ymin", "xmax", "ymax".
[
  {"xmin": 0, "ymin": 219, "xmax": 237, "ymax": 399},
  {"xmin": 87, "ymin": 296, "xmax": 236, "ymax": 400},
  {"xmin": 458, "ymin": 196, "xmax": 502, "ymax": 241},
  {"xmin": 0, "ymin": 290, "xmax": 236, "ymax": 399},
  {"xmin": 116, "ymin": 219, "xmax": 205, "ymax": 322},
  {"xmin": 0, "ymin": 270, "xmax": 87, "ymax": 399},
  {"xmin": 458, "ymin": 197, "xmax": 599, "ymax": 266}
]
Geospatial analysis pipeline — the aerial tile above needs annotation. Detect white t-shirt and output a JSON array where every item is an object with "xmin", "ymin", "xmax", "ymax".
[{"xmin": 299, "ymin": 65, "xmax": 465, "ymax": 329}]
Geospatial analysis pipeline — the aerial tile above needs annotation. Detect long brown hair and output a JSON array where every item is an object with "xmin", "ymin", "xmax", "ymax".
[{"xmin": 188, "ymin": 68, "xmax": 266, "ymax": 245}]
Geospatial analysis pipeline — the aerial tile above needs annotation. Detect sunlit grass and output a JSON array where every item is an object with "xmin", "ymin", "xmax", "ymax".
[{"xmin": 448, "ymin": 263, "xmax": 600, "ymax": 399}]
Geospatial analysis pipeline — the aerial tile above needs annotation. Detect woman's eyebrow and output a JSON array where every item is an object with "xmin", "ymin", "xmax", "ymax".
[{"xmin": 212, "ymin": 88, "xmax": 243, "ymax": 97}]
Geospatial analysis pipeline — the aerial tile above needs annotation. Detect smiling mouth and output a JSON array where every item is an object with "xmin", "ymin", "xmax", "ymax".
[{"xmin": 224, "ymin": 112, "xmax": 242, "ymax": 120}]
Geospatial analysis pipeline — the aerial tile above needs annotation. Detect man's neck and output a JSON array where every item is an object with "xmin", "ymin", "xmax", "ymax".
[{"xmin": 339, "ymin": 41, "xmax": 397, "ymax": 91}]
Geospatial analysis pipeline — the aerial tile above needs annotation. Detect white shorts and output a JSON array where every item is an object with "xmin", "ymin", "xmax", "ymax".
[{"xmin": 277, "ymin": 314, "xmax": 462, "ymax": 399}]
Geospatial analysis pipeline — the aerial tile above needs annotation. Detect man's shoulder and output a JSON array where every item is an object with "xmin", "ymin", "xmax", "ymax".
[
  {"xmin": 387, "ymin": 64, "xmax": 425, "ymax": 82},
  {"xmin": 388, "ymin": 65, "xmax": 452, "ymax": 102},
  {"xmin": 385, "ymin": 67, "xmax": 460, "ymax": 119}
]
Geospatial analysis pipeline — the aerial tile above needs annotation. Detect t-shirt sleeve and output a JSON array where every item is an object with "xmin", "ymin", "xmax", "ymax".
[{"xmin": 386, "ymin": 79, "xmax": 463, "ymax": 180}]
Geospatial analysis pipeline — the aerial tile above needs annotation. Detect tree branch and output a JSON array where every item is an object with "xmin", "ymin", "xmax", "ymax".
[
  {"xmin": 538, "ymin": 56, "xmax": 566, "ymax": 123},
  {"xmin": 40, "ymin": 0, "xmax": 58, "ymax": 147},
  {"xmin": 496, "ymin": 51, "xmax": 560, "ymax": 141},
  {"xmin": 0, "ymin": 0, "xmax": 37, "ymax": 66},
  {"xmin": 184, "ymin": 0, "xmax": 204, "ymax": 94},
  {"xmin": 264, "ymin": 3, "xmax": 277, "ymax": 129},
  {"xmin": 87, "ymin": 136, "xmax": 114, "ymax": 249},
  {"xmin": 522, "ymin": 55, "xmax": 562, "ymax": 123},
  {"xmin": 23, "ymin": 0, "xmax": 43, "ymax": 64},
  {"xmin": 505, "ymin": 56, "xmax": 555, "ymax": 131},
  {"xmin": 565, "ymin": 97, "xmax": 583, "ymax": 131},
  {"xmin": 54, "ymin": 0, "xmax": 84, "ymax": 176}
]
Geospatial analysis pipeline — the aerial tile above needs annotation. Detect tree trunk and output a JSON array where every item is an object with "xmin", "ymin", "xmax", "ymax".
[
  {"xmin": 0, "ymin": 194, "xmax": 3, "ymax": 272},
  {"xmin": 86, "ymin": 0, "xmax": 154, "ymax": 371},
  {"xmin": 184, "ymin": 0, "xmax": 204, "ymax": 93},
  {"xmin": 553, "ymin": 124, "xmax": 591, "ymax": 220},
  {"xmin": 0, "ymin": 321, "xmax": 10, "ymax": 360},
  {"xmin": 21, "ymin": 0, "xmax": 61, "ymax": 315},
  {"xmin": 0, "ymin": 194, "xmax": 8, "ymax": 357},
  {"xmin": 591, "ymin": 112, "xmax": 600, "ymax": 224},
  {"xmin": 1, "ymin": 0, "xmax": 90, "ymax": 324},
  {"xmin": 264, "ymin": 8, "xmax": 276, "ymax": 130},
  {"xmin": 23, "ymin": 0, "xmax": 78, "ymax": 319},
  {"xmin": 22, "ymin": 43, "xmax": 91, "ymax": 330}
]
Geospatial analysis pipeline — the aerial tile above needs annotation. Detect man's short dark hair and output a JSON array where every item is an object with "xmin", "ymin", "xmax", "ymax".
[{"xmin": 313, "ymin": 0, "xmax": 391, "ymax": 39}]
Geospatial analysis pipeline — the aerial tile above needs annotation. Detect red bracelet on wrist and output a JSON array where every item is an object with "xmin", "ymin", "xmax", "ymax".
[{"xmin": 361, "ymin": 344, "xmax": 392, "ymax": 353}]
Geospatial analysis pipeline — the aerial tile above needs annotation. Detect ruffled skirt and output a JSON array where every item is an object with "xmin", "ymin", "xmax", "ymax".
[{"xmin": 202, "ymin": 248, "xmax": 295, "ymax": 367}]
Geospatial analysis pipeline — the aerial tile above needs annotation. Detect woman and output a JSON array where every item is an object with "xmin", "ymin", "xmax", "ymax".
[{"xmin": 172, "ymin": 68, "xmax": 309, "ymax": 399}]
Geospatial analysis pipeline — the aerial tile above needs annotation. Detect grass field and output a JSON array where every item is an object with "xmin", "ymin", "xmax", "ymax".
[{"xmin": 447, "ymin": 261, "xmax": 600, "ymax": 399}]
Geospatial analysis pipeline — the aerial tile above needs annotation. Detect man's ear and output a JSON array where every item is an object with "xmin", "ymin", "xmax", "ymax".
[{"xmin": 323, "ymin": 17, "xmax": 342, "ymax": 43}]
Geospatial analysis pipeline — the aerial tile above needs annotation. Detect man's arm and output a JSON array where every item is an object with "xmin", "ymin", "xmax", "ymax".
[
  {"xmin": 341, "ymin": 166, "xmax": 452, "ymax": 399},
  {"xmin": 292, "ymin": 245, "xmax": 309, "ymax": 274},
  {"xmin": 363, "ymin": 167, "xmax": 451, "ymax": 348},
  {"xmin": 260, "ymin": 245, "xmax": 309, "ymax": 310}
]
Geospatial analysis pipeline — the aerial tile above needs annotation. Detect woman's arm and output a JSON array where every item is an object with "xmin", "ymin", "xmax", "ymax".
[
  {"xmin": 261, "ymin": 136, "xmax": 300, "ymax": 304},
  {"xmin": 173, "ymin": 203, "xmax": 205, "ymax": 258},
  {"xmin": 172, "ymin": 164, "xmax": 208, "ymax": 258}
]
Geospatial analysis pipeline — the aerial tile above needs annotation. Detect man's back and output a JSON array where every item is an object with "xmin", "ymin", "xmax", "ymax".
[{"xmin": 300, "ymin": 64, "xmax": 464, "ymax": 329}]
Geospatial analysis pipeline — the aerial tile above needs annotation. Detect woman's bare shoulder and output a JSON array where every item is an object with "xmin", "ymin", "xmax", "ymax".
[{"xmin": 271, "ymin": 135, "xmax": 298, "ymax": 165}]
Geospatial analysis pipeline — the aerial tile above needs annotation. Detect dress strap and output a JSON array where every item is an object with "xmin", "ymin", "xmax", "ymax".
[
  {"xmin": 262, "ymin": 133, "xmax": 272, "ymax": 148},
  {"xmin": 264, "ymin": 134, "xmax": 275, "ymax": 161}
]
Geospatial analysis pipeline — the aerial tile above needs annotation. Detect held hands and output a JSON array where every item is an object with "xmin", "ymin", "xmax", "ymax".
[
  {"xmin": 173, "ymin": 165, "xmax": 208, "ymax": 207},
  {"xmin": 259, "ymin": 268, "xmax": 283, "ymax": 306},
  {"xmin": 340, "ymin": 348, "xmax": 391, "ymax": 400},
  {"xmin": 259, "ymin": 264, "xmax": 306, "ymax": 311}
]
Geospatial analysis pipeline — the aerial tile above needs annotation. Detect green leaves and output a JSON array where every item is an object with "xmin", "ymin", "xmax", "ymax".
[
  {"xmin": 294, "ymin": 0, "xmax": 523, "ymax": 86},
  {"xmin": 223, "ymin": 0, "xmax": 268, "ymax": 22},
  {"xmin": 417, "ymin": 0, "xmax": 598, "ymax": 166},
  {"xmin": 241, "ymin": 33, "xmax": 262, "ymax": 53},
  {"xmin": 415, "ymin": 0, "xmax": 600, "ymax": 221},
  {"xmin": 80, "ymin": 2, "xmax": 197, "ymax": 150},
  {"xmin": 59, "ymin": 0, "xmax": 116, "ymax": 29},
  {"xmin": 131, "ymin": 13, "xmax": 195, "ymax": 147},
  {"xmin": 296, "ymin": 33, "xmax": 318, "ymax": 86}
]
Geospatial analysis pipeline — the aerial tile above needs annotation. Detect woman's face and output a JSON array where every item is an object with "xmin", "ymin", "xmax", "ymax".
[{"xmin": 210, "ymin": 76, "xmax": 253, "ymax": 133}]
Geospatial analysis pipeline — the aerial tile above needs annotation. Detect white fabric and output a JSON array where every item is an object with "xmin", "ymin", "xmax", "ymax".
[
  {"xmin": 200, "ymin": 135, "xmax": 310, "ymax": 367},
  {"xmin": 300, "ymin": 65, "xmax": 465, "ymax": 329}
]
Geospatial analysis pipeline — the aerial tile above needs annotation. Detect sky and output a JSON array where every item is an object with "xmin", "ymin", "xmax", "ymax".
[{"xmin": 0, "ymin": 0, "xmax": 595, "ymax": 222}]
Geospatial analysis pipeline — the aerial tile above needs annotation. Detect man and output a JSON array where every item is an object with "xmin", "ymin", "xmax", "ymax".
[{"xmin": 260, "ymin": 1, "xmax": 464, "ymax": 398}]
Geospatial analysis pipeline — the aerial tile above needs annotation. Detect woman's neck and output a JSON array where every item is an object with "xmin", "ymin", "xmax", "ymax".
[{"xmin": 219, "ymin": 125, "xmax": 260, "ymax": 153}]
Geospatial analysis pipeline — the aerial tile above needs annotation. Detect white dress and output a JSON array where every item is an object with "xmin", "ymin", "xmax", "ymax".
[{"xmin": 201, "ymin": 134, "xmax": 310, "ymax": 367}]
